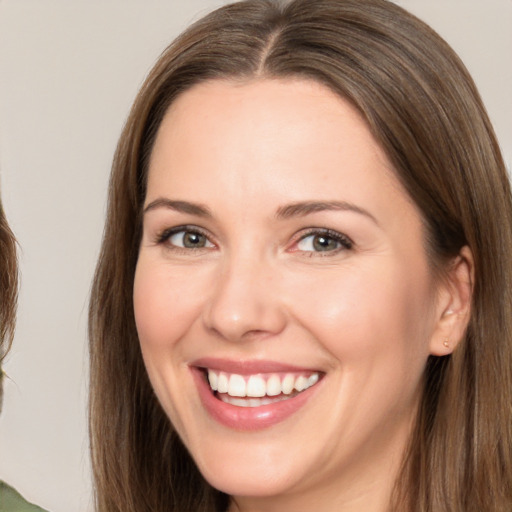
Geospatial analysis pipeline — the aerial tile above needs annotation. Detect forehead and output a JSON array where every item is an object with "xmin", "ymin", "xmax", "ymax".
[
  {"xmin": 153, "ymin": 78, "xmax": 381, "ymax": 159},
  {"xmin": 149, "ymin": 79, "xmax": 398, "ymax": 192}
]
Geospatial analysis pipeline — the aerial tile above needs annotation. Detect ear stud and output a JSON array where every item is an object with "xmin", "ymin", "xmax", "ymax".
[{"xmin": 443, "ymin": 339, "xmax": 450, "ymax": 348}]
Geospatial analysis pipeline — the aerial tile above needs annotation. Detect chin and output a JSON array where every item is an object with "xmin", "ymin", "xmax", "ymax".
[
  {"xmin": 201, "ymin": 460, "xmax": 298, "ymax": 498},
  {"xmin": 183, "ymin": 431, "xmax": 307, "ymax": 498}
]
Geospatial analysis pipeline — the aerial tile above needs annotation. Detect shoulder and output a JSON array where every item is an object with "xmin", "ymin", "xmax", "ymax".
[{"xmin": 0, "ymin": 481, "xmax": 49, "ymax": 512}]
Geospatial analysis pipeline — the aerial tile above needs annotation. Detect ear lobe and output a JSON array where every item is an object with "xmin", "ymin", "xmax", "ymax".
[{"xmin": 429, "ymin": 246, "xmax": 474, "ymax": 356}]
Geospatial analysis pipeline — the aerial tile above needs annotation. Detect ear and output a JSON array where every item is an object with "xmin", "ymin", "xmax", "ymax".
[{"xmin": 429, "ymin": 246, "xmax": 474, "ymax": 356}]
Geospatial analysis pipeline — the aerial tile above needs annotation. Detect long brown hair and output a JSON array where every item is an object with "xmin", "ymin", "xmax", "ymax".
[
  {"xmin": 0, "ymin": 197, "xmax": 18, "ymax": 413},
  {"xmin": 89, "ymin": 0, "xmax": 512, "ymax": 510}
]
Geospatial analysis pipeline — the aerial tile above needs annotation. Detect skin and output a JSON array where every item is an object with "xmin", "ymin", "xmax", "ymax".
[{"xmin": 134, "ymin": 78, "xmax": 471, "ymax": 512}]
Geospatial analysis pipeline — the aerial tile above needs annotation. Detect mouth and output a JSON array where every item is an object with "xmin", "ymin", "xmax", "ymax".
[
  {"xmin": 206, "ymin": 369, "xmax": 320, "ymax": 407},
  {"xmin": 191, "ymin": 359, "xmax": 324, "ymax": 430}
]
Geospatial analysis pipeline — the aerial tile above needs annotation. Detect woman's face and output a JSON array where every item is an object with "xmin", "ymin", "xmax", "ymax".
[{"xmin": 134, "ymin": 79, "xmax": 448, "ymax": 508}]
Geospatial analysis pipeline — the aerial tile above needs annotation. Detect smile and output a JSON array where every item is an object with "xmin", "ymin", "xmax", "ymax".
[
  {"xmin": 207, "ymin": 369, "xmax": 320, "ymax": 407},
  {"xmin": 191, "ymin": 359, "xmax": 324, "ymax": 430}
]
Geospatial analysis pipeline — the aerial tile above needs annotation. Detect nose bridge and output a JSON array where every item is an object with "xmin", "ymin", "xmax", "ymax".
[{"xmin": 203, "ymin": 245, "xmax": 286, "ymax": 342}]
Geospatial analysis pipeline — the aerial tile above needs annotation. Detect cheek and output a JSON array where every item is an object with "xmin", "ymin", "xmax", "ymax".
[
  {"xmin": 133, "ymin": 258, "xmax": 208, "ymax": 352},
  {"xmin": 285, "ymin": 261, "xmax": 435, "ymax": 436},
  {"xmin": 283, "ymin": 259, "xmax": 434, "ymax": 363},
  {"xmin": 132, "ymin": 257, "xmax": 209, "ymax": 433}
]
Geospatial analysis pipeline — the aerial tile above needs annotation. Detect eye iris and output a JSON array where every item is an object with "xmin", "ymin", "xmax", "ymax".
[
  {"xmin": 183, "ymin": 232, "xmax": 206, "ymax": 248},
  {"xmin": 313, "ymin": 234, "xmax": 338, "ymax": 251}
]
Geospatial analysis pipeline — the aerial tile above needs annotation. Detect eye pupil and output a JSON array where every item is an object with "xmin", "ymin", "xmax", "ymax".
[
  {"xmin": 183, "ymin": 232, "xmax": 206, "ymax": 248},
  {"xmin": 313, "ymin": 235, "xmax": 338, "ymax": 251}
]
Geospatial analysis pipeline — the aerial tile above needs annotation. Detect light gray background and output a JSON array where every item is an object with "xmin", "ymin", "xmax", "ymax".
[{"xmin": 0, "ymin": 1, "xmax": 510, "ymax": 511}]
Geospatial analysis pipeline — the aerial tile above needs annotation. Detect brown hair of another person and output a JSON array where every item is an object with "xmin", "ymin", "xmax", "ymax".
[
  {"xmin": 88, "ymin": 0, "xmax": 512, "ymax": 510},
  {"xmin": 0, "ymin": 198, "xmax": 18, "ymax": 413}
]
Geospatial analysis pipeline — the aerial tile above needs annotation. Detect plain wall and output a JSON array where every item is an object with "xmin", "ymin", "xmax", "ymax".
[{"xmin": 0, "ymin": 1, "xmax": 510, "ymax": 511}]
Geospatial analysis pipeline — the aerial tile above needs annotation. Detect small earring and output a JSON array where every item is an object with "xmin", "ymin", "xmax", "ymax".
[{"xmin": 443, "ymin": 339, "xmax": 450, "ymax": 348}]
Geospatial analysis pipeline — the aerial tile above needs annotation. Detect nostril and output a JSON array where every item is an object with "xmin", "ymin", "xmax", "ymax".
[{"xmin": 202, "ymin": 301, "xmax": 286, "ymax": 343}]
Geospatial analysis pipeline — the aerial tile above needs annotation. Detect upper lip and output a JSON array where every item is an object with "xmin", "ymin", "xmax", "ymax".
[{"xmin": 191, "ymin": 357, "xmax": 321, "ymax": 375}]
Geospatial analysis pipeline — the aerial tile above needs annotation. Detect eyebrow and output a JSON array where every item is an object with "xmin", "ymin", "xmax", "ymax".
[
  {"xmin": 143, "ymin": 198, "xmax": 212, "ymax": 217},
  {"xmin": 275, "ymin": 201, "xmax": 378, "ymax": 225},
  {"xmin": 143, "ymin": 198, "xmax": 378, "ymax": 225}
]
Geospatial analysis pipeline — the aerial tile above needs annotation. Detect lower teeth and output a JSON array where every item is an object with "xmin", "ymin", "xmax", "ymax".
[{"xmin": 217, "ymin": 393, "xmax": 297, "ymax": 408}]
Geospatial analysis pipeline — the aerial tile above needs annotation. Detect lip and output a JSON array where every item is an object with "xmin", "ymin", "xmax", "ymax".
[
  {"xmin": 192, "ymin": 357, "xmax": 314, "ymax": 375},
  {"xmin": 190, "ymin": 358, "xmax": 323, "ymax": 431}
]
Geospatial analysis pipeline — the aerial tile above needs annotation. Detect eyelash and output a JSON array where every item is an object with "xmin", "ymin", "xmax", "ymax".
[{"xmin": 154, "ymin": 226, "xmax": 354, "ymax": 255}]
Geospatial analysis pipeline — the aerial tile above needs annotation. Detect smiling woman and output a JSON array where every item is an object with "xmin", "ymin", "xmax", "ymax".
[
  {"xmin": 135, "ymin": 79, "xmax": 455, "ymax": 506},
  {"xmin": 88, "ymin": 1, "xmax": 512, "ymax": 511}
]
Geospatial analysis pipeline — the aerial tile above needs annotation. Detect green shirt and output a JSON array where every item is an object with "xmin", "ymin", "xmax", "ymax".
[{"xmin": 0, "ymin": 481, "xmax": 48, "ymax": 512}]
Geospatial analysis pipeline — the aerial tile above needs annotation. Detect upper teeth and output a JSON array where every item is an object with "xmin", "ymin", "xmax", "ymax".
[{"xmin": 207, "ymin": 370, "xmax": 320, "ymax": 398}]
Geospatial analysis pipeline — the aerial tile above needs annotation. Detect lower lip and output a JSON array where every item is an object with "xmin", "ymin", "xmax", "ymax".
[{"xmin": 191, "ymin": 368, "xmax": 321, "ymax": 431}]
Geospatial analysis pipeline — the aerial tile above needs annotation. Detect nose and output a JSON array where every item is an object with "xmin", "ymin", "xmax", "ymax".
[{"xmin": 202, "ymin": 253, "xmax": 287, "ymax": 342}]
